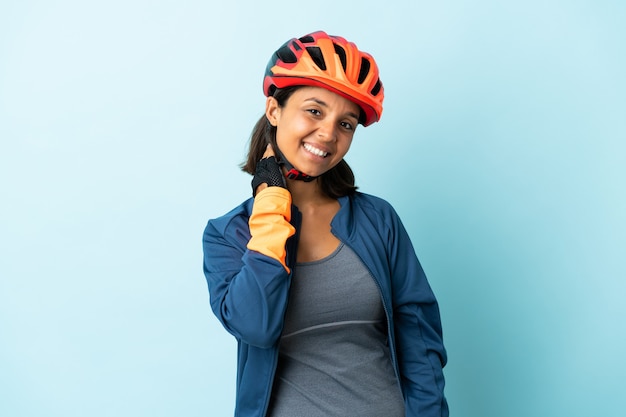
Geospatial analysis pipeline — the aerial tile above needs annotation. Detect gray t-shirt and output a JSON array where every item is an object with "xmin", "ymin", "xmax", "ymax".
[{"xmin": 267, "ymin": 243, "xmax": 405, "ymax": 417}]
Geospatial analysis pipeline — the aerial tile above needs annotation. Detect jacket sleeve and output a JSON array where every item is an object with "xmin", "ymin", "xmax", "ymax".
[
  {"xmin": 202, "ymin": 187, "xmax": 296, "ymax": 348},
  {"xmin": 388, "ymin": 209, "xmax": 448, "ymax": 417}
]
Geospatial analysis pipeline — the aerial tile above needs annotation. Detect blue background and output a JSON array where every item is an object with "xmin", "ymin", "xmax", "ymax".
[{"xmin": 1, "ymin": 1, "xmax": 624, "ymax": 416}]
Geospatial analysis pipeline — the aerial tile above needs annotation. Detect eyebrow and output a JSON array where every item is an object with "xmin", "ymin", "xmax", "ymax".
[{"xmin": 304, "ymin": 97, "xmax": 360, "ymax": 121}]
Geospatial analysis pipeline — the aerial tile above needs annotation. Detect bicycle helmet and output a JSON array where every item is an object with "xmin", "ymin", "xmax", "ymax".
[{"xmin": 263, "ymin": 30, "xmax": 384, "ymax": 126}]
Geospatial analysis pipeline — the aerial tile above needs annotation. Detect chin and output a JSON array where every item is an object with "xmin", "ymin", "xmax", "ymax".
[{"xmin": 301, "ymin": 165, "xmax": 332, "ymax": 178}]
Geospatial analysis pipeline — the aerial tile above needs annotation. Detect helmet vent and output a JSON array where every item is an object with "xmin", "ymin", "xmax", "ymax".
[
  {"xmin": 333, "ymin": 44, "xmax": 347, "ymax": 72},
  {"xmin": 306, "ymin": 46, "xmax": 327, "ymax": 70},
  {"xmin": 276, "ymin": 45, "xmax": 297, "ymax": 64},
  {"xmin": 299, "ymin": 35, "xmax": 315, "ymax": 43},
  {"xmin": 371, "ymin": 79, "xmax": 382, "ymax": 96},
  {"xmin": 358, "ymin": 57, "xmax": 370, "ymax": 84}
]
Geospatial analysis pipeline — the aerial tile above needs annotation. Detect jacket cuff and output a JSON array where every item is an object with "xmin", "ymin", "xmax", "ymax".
[{"xmin": 247, "ymin": 187, "xmax": 295, "ymax": 272}]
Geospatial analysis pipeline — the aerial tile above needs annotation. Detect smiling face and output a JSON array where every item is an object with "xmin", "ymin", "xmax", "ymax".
[{"xmin": 266, "ymin": 86, "xmax": 361, "ymax": 179}]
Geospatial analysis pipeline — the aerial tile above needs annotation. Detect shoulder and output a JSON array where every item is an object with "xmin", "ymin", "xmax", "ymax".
[
  {"xmin": 335, "ymin": 192, "xmax": 404, "ymax": 239},
  {"xmin": 203, "ymin": 198, "xmax": 254, "ymax": 244},
  {"xmin": 350, "ymin": 191, "xmax": 400, "ymax": 219}
]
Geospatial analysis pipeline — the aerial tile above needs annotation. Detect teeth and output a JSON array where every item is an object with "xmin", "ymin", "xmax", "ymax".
[{"xmin": 304, "ymin": 143, "xmax": 328, "ymax": 157}]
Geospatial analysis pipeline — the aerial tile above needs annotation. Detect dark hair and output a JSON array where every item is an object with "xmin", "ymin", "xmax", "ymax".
[{"xmin": 241, "ymin": 87, "xmax": 358, "ymax": 199}]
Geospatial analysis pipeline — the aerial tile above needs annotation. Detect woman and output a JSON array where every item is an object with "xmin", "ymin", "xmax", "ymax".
[{"xmin": 202, "ymin": 30, "xmax": 448, "ymax": 417}]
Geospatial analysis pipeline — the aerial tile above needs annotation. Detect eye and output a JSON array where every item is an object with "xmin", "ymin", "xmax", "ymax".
[
  {"xmin": 340, "ymin": 121, "xmax": 354, "ymax": 131},
  {"xmin": 307, "ymin": 108, "xmax": 321, "ymax": 116}
]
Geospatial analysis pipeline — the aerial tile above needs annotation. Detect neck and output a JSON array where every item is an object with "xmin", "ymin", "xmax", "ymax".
[{"xmin": 287, "ymin": 178, "xmax": 333, "ymax": 208}]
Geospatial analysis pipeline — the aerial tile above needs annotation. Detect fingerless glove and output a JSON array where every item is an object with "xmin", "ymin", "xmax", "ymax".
[{"xmin": 251, "ymin": 156, "xmax": 287, "ymax": 196}]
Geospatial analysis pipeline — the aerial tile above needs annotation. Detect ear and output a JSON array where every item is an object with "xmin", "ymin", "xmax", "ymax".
[{"xmin": 265, "ymin": 96, "xmax": 280, "ymax": 126}]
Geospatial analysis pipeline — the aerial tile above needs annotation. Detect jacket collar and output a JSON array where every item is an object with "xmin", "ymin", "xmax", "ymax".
[{"xmin": 331, "ymin": 194, "xmax": 356, "ymax": 241}]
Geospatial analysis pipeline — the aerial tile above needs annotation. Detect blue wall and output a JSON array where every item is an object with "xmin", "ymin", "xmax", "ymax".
[{"xmin": 1, "ymin": 1, "xmax": 624, "ymax": 416}]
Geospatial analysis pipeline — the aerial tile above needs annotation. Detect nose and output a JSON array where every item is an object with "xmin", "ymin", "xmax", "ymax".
[{"xmin": 316, "ymin": 118, "xmax": 337, "ymax": 142}]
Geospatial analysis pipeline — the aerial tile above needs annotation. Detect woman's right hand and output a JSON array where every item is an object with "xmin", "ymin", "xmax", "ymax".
[{"xmin": 251, "ymin": 144, "xmax": 286, "ymax": 196}]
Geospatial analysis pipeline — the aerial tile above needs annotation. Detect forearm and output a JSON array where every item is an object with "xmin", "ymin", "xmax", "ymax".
[
  {"xmin": 247, "ymin": 187, "xmax": 295, "ymax": 272},
  {"xmin": 203, "ymin": 186, "xmax": 296, "ymax": 347}
]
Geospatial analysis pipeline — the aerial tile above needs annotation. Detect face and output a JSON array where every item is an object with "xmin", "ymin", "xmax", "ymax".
[{"xmin": 266, "ymin": 86, "xmax": 361, "ymax": 178}]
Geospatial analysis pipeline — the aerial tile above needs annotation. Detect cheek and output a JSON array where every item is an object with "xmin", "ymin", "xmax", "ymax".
[
  {"xmin": 274, "ymin": 126, "xmax": 289, "ymax": 149},
  {"xmin": 275, "ymin": 120, "xmax": 308, "ymax": 150},
  {"xmin": 337, "ymin": 138, "xmax": 353, "ymax": 158},
  {"xmin": 275, "ymin": 130, "xmax": 293, "ymax": 153}
]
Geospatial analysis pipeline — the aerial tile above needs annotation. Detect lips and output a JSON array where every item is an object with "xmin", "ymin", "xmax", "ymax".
[{"xmin": 303, "ymin": 143, "xmax": 329, "ymax": 158}]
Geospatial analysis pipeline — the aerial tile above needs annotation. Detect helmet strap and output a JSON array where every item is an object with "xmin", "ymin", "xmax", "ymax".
[{"xmin": 273, "ymin": 144, "xmax": 317, "ymax": 182}]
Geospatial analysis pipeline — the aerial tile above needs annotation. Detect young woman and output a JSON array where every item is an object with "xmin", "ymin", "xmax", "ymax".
[{"xmin": 202, "ymin": 31, "xmax": 448, "ymax": 417}]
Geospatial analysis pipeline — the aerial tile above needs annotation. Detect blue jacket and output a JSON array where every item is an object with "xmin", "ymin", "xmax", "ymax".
[{"xmin": 203, "ymin": 191, "xmax": 448, "ymax": 416}]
